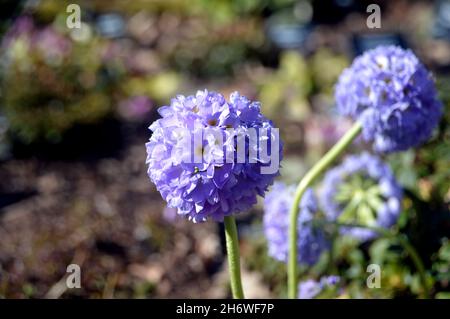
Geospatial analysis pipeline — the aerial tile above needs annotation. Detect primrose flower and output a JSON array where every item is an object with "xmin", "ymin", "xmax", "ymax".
[
  {"xmin": 298, "ymin": 275, "xmax": 341, "ymax": 299},
  {"xmin": 335, "ymin": 45, "xmax": 442, "ymax": 153},
  {"xmin": 146, "ymin": 90, "xmax": 282, "ymax": 223},
  {"xmin": 263, "ymin": 183, "xmax": 328, "ymax": 265},
  {"xmin": 321, "ymin": 153, "xmax": 403, "ymax": 241}
]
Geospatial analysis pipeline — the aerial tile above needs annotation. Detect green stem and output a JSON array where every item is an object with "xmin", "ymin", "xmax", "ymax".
[
  {"xmin": 315, "ymin": 220, "xmax": 431, "ymax": 298},
  {"xmin": 224, "ymin": 216, "xmax": 245, "ymax": 299},
  {"xmin": 397, "ymin": 234, "xmax": 430, "ymax": 298},
  {"xmin": 288, "ymin": 121, "xmax": 362, "ymax": 298}
]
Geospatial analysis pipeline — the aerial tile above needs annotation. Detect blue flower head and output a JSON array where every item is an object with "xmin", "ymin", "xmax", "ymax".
[
  {"xmin": 321, "ymin": 153, "xmax": 403, "ymax": 241},
  {"xmin": 146, "ymin": 90, "xmax": 282, "ymax": 223},
  {"xmin": 263, "ymin": 183, "xmax": 329, "ymax": 265},
  {"xmin": 298, "ymin": 275, "xmax": 341, "ymax": 299},
  {"xmin": 335, "ymin": 45, "xmax": 442, "ymax": 153}
]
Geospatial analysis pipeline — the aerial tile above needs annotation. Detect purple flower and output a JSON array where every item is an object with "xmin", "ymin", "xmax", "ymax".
[
  {"xmin": 335, "ymin": 45, "xmax": 442, "ymax": 153},
  {"xmin": 34, "ymin": 27, "xmax": 72, "ymax": 59},
  {"xmin": 2, "ymin": 16, "xmax": 71, "ymax": 62},
  {"xmin": 146, "ymin": 90, "xmax": 282, "ymax": 223},
  {"xmin": 162, "ymin": 207, "xmax": 178, "ymax": 223},
  {"xmin": 118, "ymin": 96, "xmax": 153, "ymax": 120},
  {"xmin": 298, "ymin": 279, "xmax": 321, "ymax": 299},
  {"xmin": 321, "ymin": 153, "xmax": 403, "ymax": 241},
  {"xmin": 2, "ymin": 16, "xmax": 34, "ymax": 47},
  {"xmin": 263, "ymin": 183, "xmax": 329, "ymax": 265},
  {"xmin": 298, "ymin": 276, "xmax": 341, "ymax": 299}
]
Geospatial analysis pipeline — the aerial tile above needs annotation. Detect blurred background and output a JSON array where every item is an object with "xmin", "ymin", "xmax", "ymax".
[{"xmin": 0, "ymin": 0, "xmax": 449, "ymax": 298}]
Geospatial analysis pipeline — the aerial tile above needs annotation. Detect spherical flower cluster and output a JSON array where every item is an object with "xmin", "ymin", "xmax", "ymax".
[
  {"xmin": 263, "ymin": 183, "xmax": 329, "ymax": 265},
  {"xmin": 298, "ymin": 275, "xmax": 340, "ymax": 299},
  {"xmin": 321, "ymin": 152, "xmax": 403, "ymax": 241},
  {"xmin": 335, "ymin": 45, "xmax": 442, "ymax": 153},
  {"xmin": 146, "ymin": 90, "xmax": 282, "ymax": 223}
]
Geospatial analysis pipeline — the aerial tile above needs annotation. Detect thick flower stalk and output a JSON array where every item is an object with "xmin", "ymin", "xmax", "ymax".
[
  {"xmin": 320, "ymin": 153, "xmax": 403, "ymax": 241},
  {"xmin": 264, "ymin": 183, "xmax": 328, "ymax": 265},
  {"xmin": 146, "ymin": 90, "xmax": 282, "ymax": 298},
  {"xmin": 287, "ymin": 121, "xmax": 362, "ymax": 298},
  {"xmin": 335, "ymin": 45, "xmax": 442, "ymax": 153}
]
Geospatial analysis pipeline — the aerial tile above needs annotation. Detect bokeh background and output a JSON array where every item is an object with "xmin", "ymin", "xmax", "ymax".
[{"xmin": 0, "ymin": 0, "xmax": 449, "ymax": 298}]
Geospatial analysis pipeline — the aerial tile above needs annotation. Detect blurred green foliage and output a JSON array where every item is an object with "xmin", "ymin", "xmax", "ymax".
[
  {"xmin": 259, "ymin": 51, "xmax": 312, "ymax": 122},
  {"xmin": 1, "ymin": 21, "xmax": 122, "ymax": 143},
  {"xmin": 258, "ymin": 49, "xmax": 348, "ymax": 122}
]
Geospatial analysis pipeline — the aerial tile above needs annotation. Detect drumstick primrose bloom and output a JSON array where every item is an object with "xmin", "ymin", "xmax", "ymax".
[
  {"xmin": 321, "ymin": 153, "xmax": 403, "ymax": 241},
  {"xmin": 264, "ymin": 183, "xmax": 328, "ymax": 265},
  {"xmin": 146, "ymin": 90, "xmax": 282, "ymax": 223},
  {"xmin": 146, "ymin": 90, "xmax": 282, "ymax": 299},
  {"xmin": 335, "ymin": 45, "xmax": 442, "ymax": 153},
  {"xmin": 288, "ymin": 45, "xmax": 441, "ymax": 298}
]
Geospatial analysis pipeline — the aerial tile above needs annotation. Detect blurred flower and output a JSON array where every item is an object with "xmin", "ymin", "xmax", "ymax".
[
  {"xmin": 321, "ymin": 153, "xmax": 403, "ymax": 241},
  {"xmin": 298, "ymin": 279, "xmax": 321, "ymax": 299},
  {"xmin": 2, "ymin": 16, "xmax": 34, "ymax": 47},
  {"xmin": 304, "ymin": 115, "xmax": 353, "ymax": 151},
  {"xmin": 263, "ymin": 183, "xmax": 328, "ymax": 265},
  {"xmin": 70, "ymin": 22, "xmax": 93, "ymax": 43},
  {"xmin": 118, "ymin": 96, "xmax": 153, "ymax": 121},
  {"xmin": 146, "ymin": 90, "xmax": 282, "ymax": 223},
  {"xmin": 34, "ymin": 27, "xmax": 72, "ymax": 63},
  {"xmin": 2, "ymin": 17, "xmax": 71, "ymax": 63},
  {"xmin": 96, "ymin": 13, "xmax": 126, "ymax": 39},
  {"xmin": 335, "ymin": 45, "xmax": 442, "ymax": 153},
  {"xmin": 162, "ymin": 207, "xmax": 178, "ymax": 223},
  {"xmin": 298, "ymin": 275, "xmax": 340, "ymax": 299}
]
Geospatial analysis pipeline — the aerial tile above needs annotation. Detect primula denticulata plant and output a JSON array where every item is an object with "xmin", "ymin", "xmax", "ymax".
[{"xmin": 146, "ymin": 45, "xmax": 443, "ymax": 299}]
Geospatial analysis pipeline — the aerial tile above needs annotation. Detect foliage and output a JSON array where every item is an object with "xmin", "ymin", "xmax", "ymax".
[{"xmin": 0, "ymin": 21, "xmax": 123, "ymax": 143}]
